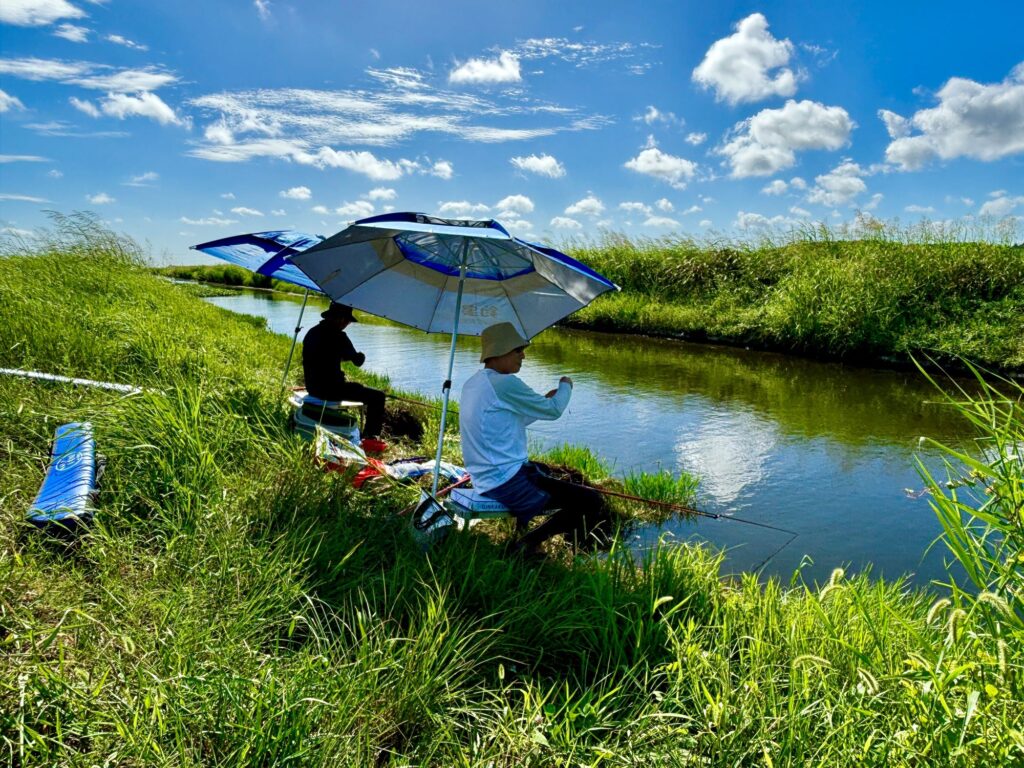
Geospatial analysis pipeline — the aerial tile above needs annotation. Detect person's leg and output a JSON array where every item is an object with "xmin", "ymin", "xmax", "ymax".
[
  {"xmin": 530, "ymin": 470, "xmax": 610, "ymax": 549},
  {"xmin": 337, "ymin": 382, "xmax": 386, "ymax": 438}
]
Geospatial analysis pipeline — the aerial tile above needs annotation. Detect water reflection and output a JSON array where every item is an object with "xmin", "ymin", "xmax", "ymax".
[{"xmin": 204, "ymin": 290, "xmax": 974, "ymax": 587}]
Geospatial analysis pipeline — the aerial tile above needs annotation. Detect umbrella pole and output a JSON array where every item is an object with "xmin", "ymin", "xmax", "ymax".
[
  {"xmin": 280, "ymin": 288, "xmax": 310, "ymax": 395},
  {"xmin": 431, "ymin": 252, "xmax": 469, "ymax": 496}
]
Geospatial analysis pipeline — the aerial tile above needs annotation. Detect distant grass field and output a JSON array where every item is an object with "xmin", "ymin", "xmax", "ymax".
[{"xmin": 3, "ymin": 215, "xmax": 1022, "ymax": 766}]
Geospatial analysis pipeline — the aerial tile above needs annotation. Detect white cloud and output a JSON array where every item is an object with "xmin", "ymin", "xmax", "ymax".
[
  {"xmin": 878, "ymin": 109, "xmax": 910, "ymax": 139},
  {"xmin": 0, "ymin": 89, "xmax": 26, "ymax": 112},
  {"xmin": 619, "ymin": 201, "xmax": 652, "ymax": 217},
  {"xmin": 510, "ymin": 152, "xmax": 566, "ymax": 178},
  {"xmin": 685, "ymin": 132, "xmax": 707, "ymax": 146},
  {"xmin": 100, "ymin": 91, "xmax": 182, "ymax": 125},
  {"xmin": 683, "ymin": 205, "xmax": 702, "ymax": 215},
  {"xmin": 365, "ymin": 187, "xmax": 396, "ymax": 201},
  {"xmin": 501, "ymin": 218, "xmax": 533, "ymax": 234},
  {"xmin": 655, "ymin": 198, "xmax": 674, "ymax": 212},
  {"xmin": 789, "ymin": 176, "xmax": 807, "ymax": 190},
  {"xmin": 644, "ymin": 215, "xmax": 678, "ymax": 227},
  {"xmin": 0, "ymin": 56, "xmax": 177, "ymax": 93},
  {"xmin": 806, "ymin": 161, "xmax": 867, "ymax": 206},
  {"xmin": 550, "ymin": 216, "xmax": 582, "ymax": 229},
  {"xmin": 180, "ymin": 216, "xmax": 237, "ymax": 226},
  {"xmin": 0, "ymin": 154, "xmax": 49, "ymax": 163},
  {"xmin": 0, "ymin": 1, "xmax": 85, "ymax": 27},
  {"xmin": 313, "ymin": 148, "xmax": 408, "ymax": 180},
  {"xmin": 699, "ymin": 219, "xmax": 712, "ymax": 228},
  {"xmin": 735, "ymin": 211, "xmax": 796, "ymax": 230},
  {"xmin": 48, "ymin": 169, "xmax": 63, "ymax": 178},
  {"xmin": 637, "ymin": 105, "xmax": 682, "ymax": 127},
  {"xmin": 254, "ymin": 0, "xmax": 271, "ymax": 21},
  {"xmin": 449, "ymin": 51, "xmax": 521, "ymax": 85},
  {"xmin": 624, "ymin": 146, "xmax": 697, "ymax": 188},
  {"xmin": 271, "ymin": 208, "xmax": 286, "ymax": 216},
  {"xmin": 979, "ymin": 192, "xmax": 1024, "ymax": 217},
  {"xmin": 438, "ymin": 201, "xmax": 490, "ymax": 218},
  {"xmin": 69, "ymin": 96, "xmax": 99, "ymax": 116},
  {"xmin": 53, "ymin": 22, "xmax": 88, "ymax": 42},
  {"xmin": 125, "ymin": 171, "xmax": 157, "ymax": 186},
  {"xmin": 761, "ymin": 179, "xmax": 788, "ymax": 195},
  {"xmin": 565, "ymin": 194, "xmax": 605, "ymax": 217},
  {"xmin": 863, "ymin": 193, "xmax": 883, "ymax": 211},
  {"xmin": 335, "ymin": 200, "xmax": 374, "ymax": 219},
  {"xmin": 280, "ymin": 186, "xmax": 311, "ymax": 200},
  {"xmin": 904, "ymin": 204, "xmax": 935, "ymax": 214},
  {"xmin": 692, "ymin": 13, "xmax": 798, "ymax": 105},
  {"xmin": 231, "ymin": 206, "xmax": 264, "ymax": 217},
  {"xmin": 106, "ymin": 33, "xmax": 148, "ymax": 51},
  {"xmin": 884, "ymin": 63, "xmax": 1024, "ymax": 170},
  {"xmin": 220, "ymin": 192, "xmax": 235, "ymax": 199},
  {"xmin": 0, "ymin": 193, "xmax": 50, "ymax": 202},
  {"xmin": 86, "ymin": 192, "xmax": 114, "ymax": 204},
  {"xmin": 789, "ymin": 206, "xmax": 811, "ymax": 217},
  {"xmin": 719, "ymin": 99, "xmax": 854, "ymax": 177},
  {"xmin": 495, "ymin": 194, "xmax": 534, "ymax": 215},
  {"xmin": 311, "ymin": 205, "xmax": 330, "ymax": 215},
  {"xmin": 430, "ymin": 160, "xmax": 453, "ymax": 179}
]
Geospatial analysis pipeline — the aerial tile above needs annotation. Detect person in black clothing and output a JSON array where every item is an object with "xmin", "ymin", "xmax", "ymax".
[{"xmin": 301, "ymin": 303, "xmax": 386, "ymax": 439}]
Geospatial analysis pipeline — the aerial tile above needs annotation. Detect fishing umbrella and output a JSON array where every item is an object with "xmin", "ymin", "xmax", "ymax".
[
  {"xmin": 191, "ymin": 230, "xmax": 325, "ymax": 389},
  {"xmin": 290, "ymin": 212, "xmax": 618, "ymax": 494}
]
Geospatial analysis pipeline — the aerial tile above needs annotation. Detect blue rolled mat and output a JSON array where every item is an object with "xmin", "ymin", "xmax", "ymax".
[{"xmin": 27, "ymin": 422, "xmax": 96, "ymax": 527}]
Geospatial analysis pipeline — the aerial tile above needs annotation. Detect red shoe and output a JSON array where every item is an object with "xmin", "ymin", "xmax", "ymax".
[{"xmin": 361, "ymin": 438, "xmax": 388, "ymax": 454}]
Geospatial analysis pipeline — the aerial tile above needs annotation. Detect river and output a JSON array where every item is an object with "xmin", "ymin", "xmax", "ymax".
[{"xmin": 206, "ymin": 289, "xmax": 979, "ymax": 588}]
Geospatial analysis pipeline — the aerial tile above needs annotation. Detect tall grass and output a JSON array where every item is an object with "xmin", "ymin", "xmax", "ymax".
[
  {"xmin": 2, "ymin": 216, "xmax": 1023, "ymax": 765},
  {"xmin": 566, "ymin": 220, "xmax": 1024, "ymax": 369}
]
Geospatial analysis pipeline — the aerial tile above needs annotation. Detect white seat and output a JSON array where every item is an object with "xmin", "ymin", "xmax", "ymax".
[{"xmin": 447, "ymin": 487, "xmax": 511, "ymax": 519}]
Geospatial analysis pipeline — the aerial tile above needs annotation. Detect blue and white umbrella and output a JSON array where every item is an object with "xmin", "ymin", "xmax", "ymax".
[
  {"xmin": 292, "ymin": 212, "xmax": 618, "ymax": 493},
  {"xmin": 191, "ymin": 230, "xmax": 326, "ymax": 390}
]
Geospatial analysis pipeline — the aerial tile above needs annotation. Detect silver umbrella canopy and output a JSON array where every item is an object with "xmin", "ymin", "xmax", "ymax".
[{"xmin": 292, "ymin": 212, "xmax": 618, "ymax": 494}]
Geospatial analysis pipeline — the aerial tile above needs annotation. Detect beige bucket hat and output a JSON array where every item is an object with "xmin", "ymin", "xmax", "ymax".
[{"xmin": 479, "ymin": 322, "xmax": 530, "ymax": 362}]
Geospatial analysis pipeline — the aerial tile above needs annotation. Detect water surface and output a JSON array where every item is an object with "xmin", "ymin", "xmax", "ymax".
[{"xmin": 206, "ymin": 289, "xmax": 977, "ymax": 587}]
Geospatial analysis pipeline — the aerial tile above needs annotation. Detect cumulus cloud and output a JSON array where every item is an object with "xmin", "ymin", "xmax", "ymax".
[
  {"xmin": 685, "ymin": 132, "xmax": 707, "ymax": 145},
  {"xmin": 437, "ymin": 201, "xmax": 490, "ymax": 218},
  {"xmin": 719, "ymin": 99, "xmax": 854, "ymax": 177},
  {"xmin": 0, "ymin": 89, "xmax": 26, "ymax": 112},
  {"xmin": 53, "ymin": 22, "xmax": 88, "ymax": 42},
  {"xmin": 878, "ymin": 109, "xmax": 910, "ymax": 139},
  {"xmin": 430, "ymin": 160, "xmax": 453, "ymax": 179},
  {"xmin": 789, "ymin": 206, "xmax": 811, "ymax": 217},
  {"xmin": 624, "ymin": 145, "xmax": 697, "ymax": 188},
  {"xmin": 637, "ymin": 105, "xmax": 682, "ymax": 127},
  {"xmin": 905, "ymin": 204, "xmax": 935, "ymax": 214},
  {"xmin": 565, "ymin": 194, "xmax": 605, "ymax": 217},
  {"xmin": 449, "ymin": 51, "xmax": 521, "ymax": 84},
  {"xmin": 335, "ymin": 200, "xmax": 374, "ymax": 219},
  {"xmin": 271, "ymin": 208, "xmax": 286, "ymax": 216},
  {"xmin": 365, "ymin": 187, "xmax": 396, "ymax": 201},
  {"xmin": 1, "ymin": 0, "xmax": 85, "ymax": 27},
  {"xmin": 314, "ymin": 148, "xmax": 408, "ymax": 180},
  {"xmin": 231, "ymin": 206, "xmax": 264, "ymax": 217},
  {"xmin": 883, "ymin": 63, "xmax": 1024, "ymax": 170},
  {"xmin": 280, "ymin": 186, "xmax": 311, "ymax": 200},
  {"xmin": 761, "ymin": 179, "xmax": 788, "ymax": 195},
  {"xmin": 86, "ymin": 192, "xmax": 114, "ymax": 204},
  {"xmin": 100, "ymin": 91, "xmax": 182, "ymax": 125},
  {"xmin": 311, "ymin": 205, "xmax": 329, "ymax": 215},
  {"xmin": 644, "ymin": 215, "xmax": 679, "ymax": 227},
  {"xmin": 619, "ymin": 201, "xmax": 652, "ymax": 216},
  {"xmin": 656, "ymin": 198, "xmax": 674, "ymax": 212},
  {"xmin": 683, "ymin": 205, "xmax": 702, "ymax": 215},
  {"xmin": 692, "ymin": 13, "xmax": 798, "ymax": 105},
  {"xmin": 735, "ymin": 211, "xmax": 797, "ymax": 230},
  {"xmin": 124, "ymin": 171, "xmax": 158, "ymax": 186},
  {"xmin": 979, "ymin": 191, "xmax": 1024, "ymax": 217},
  {"xmin": 510, "ymin": 152, "xmax": 566, "ymax": 178},
  {"xmin": 806, "ymin": 161, "xmax": 867, "ymax": 206},
  {"xmin": 495, "ymin": 194, "xmax": 534, "ymax": 215},
  {"xmin": 550, "ymin": 216, "xmax": 582, "ymax": 229},
  {"xmin": 69, "ymin": 95, "xmax": 100, "ymax": 116}
]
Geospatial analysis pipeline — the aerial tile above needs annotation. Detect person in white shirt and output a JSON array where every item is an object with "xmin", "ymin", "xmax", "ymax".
[{"xmin": 460, "ymin": 322, "xmax": 604, "ymax": 556}]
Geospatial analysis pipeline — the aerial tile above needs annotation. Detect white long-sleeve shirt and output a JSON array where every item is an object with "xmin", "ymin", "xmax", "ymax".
[{"xmin": 459, "ymin": 368, "xmax": 572, "ymax": 493}]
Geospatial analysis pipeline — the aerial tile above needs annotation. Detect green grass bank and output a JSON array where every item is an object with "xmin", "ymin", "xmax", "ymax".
[
  {"xmin": 160, "ymin": 221, "xmax": 1024, "ymax": 371},
  {"xmin": 3, "ymin": 218, "xmax": 1023, "ymax": 766}
]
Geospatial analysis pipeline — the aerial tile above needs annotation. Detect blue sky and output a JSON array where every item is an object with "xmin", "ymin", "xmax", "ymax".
[{"xmin": 1, "ymin": 0, "xmax": 1022, "ymax": 264}]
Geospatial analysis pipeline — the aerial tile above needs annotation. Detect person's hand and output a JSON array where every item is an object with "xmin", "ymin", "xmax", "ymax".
[
  {"xmin": 559, "ymin": 376, "xmax": 573, "ymax": 387},
  {"xmin": 354, "ymin": 351, "xmax": 366, "ymax": 367}
]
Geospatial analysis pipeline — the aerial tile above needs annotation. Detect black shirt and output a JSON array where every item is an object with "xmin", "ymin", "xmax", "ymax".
[{"xmin": 302, "ymin": 320, "xmax": 359, "ymax": 399}]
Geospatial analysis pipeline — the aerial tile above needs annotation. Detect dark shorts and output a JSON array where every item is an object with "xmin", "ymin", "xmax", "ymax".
[{"xmin": 481, "ymin": 462, "xmax": 551, "ymax": 524}]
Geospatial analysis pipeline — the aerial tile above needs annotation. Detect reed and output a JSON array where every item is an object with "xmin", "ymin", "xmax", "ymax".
[{"xmin": 2, "ymin": 216, "xmax": 1022, "ymax": 766}]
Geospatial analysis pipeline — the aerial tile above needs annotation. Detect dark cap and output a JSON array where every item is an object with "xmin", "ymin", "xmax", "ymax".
[{"xmin": 321, "ymin": 302, "xmax": 357, "ymax": 321}]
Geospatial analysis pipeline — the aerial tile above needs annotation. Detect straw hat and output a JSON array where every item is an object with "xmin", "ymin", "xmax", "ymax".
[
  {"xmin": 480, "ymin": 322, "xmax": 529, "ymax": 362},
  {"xmin": 321, "ymin": 302, "xmax": 357, "ymax": 321}
]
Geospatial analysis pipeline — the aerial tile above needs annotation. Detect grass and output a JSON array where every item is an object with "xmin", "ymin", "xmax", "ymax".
[
  {"xmin": 2, "ymin": 214, "xmax": 1023, "ymax": 765},
  {"xmin": 565, "ymin": 219, "xmax": 1024, "ymax": 370}
]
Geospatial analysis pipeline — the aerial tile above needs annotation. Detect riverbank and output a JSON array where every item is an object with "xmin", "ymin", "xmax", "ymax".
[
  {"xmin": 157, "ymin": 226, "xmax": 1024, "ymax": 373},
  {"xmin": 5, "ymin": 220, "xmax": 1023, "ymax": 765}
]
